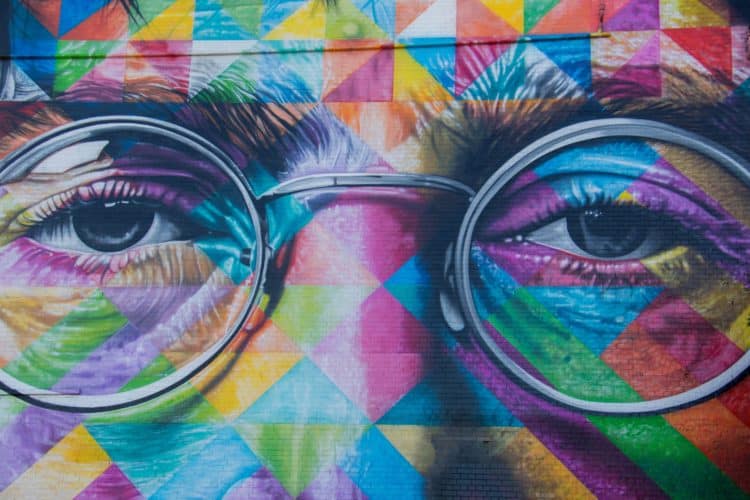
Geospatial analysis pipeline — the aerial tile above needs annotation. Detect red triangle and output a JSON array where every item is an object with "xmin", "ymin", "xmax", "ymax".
[
  {"xmin": 396, "ymin": 0, "xmax": 436, "ymax": 34},
  {"xmin": 455, "ymin": 41, "xmax": 512, "ymax": 97},
  {"xmin": 457, "ymin": 0, "xmax": 519, "ymax": 39},
  {"xmin": 127, "ymin": 41, "xmax": 192, "ymax": 96},
  {"xmin": 665, "ymin": 27, "xmax": 732, "ymax": 80},
  {"xmin": 61, "ymin": 1, "xmax": 128, "ymax": 40},
  {"xmin": 324, "ymin": 49, "xmax": 394, "ymax": 102},
  {"xmin": 21, "ymin": 0, "xmax": 62, "ymax": 36}
]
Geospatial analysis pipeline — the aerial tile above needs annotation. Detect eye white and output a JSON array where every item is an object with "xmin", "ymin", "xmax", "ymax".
[
  {"xmin": 525, "ymin": 217, "xmax": 667, "ymax": 261},
  {"xmin": 31, "ymin": 211, "xmax": 183, "ymax": 254}
]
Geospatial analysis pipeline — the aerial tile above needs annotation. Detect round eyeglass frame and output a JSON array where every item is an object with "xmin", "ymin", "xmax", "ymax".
[
  {"xmin": 1, "ymin": 116, "xmax": 749, "ymax": 415},
  {"xmin": 454, "ymin": 118, "xmax": 750, "ymax": 415}
]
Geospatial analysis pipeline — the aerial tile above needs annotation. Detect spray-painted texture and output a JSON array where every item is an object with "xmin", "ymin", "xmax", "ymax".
[{"xmin": 1, "ymin": 0, "xmax": 750, "ymax": 497}]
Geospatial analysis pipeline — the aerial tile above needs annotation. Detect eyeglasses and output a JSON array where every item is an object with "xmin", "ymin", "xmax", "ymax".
[{"xmin": 0, "ymin": 116, "xmax": 748, "ymax": 415}]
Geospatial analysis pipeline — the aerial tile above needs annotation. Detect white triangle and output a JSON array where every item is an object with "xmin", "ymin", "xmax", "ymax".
[
  {"xmin": 2, "ymin": 62, "xmax": 50, "ymax": 101},
  {"xmin": 399, "ymin": 0, "xmax": 456, "ymax": 38},
  {"xmin": 188, "ymin": 41, "xmax": 258, "ymax": 97}
]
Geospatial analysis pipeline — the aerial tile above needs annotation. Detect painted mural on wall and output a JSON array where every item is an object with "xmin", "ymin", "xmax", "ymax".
[{"xmin": 0, "ymin": 0, "xmax": 749, "ymax": 497}]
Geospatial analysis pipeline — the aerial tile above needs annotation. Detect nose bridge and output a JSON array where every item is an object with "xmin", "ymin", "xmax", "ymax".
[{"xmin": 257, "ymin": 172, "xmax": 476, "ymax": 200}]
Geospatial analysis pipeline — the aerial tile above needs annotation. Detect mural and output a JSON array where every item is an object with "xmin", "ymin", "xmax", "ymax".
[{"xmin": 0, "ymin": 0, "xmax": 749, "ymax": 497}]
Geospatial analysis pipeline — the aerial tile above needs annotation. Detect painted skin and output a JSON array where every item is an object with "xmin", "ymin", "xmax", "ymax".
[{"xmin": 0, "ymin": 2, "xmax": 750, "ymax": 498}]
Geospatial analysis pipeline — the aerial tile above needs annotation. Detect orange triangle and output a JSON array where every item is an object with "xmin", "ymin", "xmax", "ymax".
[
  {"xmin": 529, "ymin": 0, "xmax": 598, "ymax": 34},
  {"xmin": 396, "ymin": 0, "xmax": 436, "ymax": 34},
  {"xmin": 61, "ymin": 2, "xmax": 128, "ymax": 40},
  {"xmin": 22, "ymin": 0, "xmax": 62, "ymax": 36},
  {"xmin": 457, "ymin": 0, "xmax": 519, "ymax": 39},
  {"xmin": 326, "ymin": 102, "xmax": 420, "ymax": 153},
  {"xmin": 323, "ymin": 40, "xmax": 383, "ymax": 98}
]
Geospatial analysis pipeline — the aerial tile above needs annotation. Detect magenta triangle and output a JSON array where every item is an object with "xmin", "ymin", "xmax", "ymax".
[{"xmin": 325, "ymin": 50, "xmax": 394, "ymax": 102}]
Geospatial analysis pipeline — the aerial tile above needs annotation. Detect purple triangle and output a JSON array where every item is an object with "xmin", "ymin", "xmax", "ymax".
[
  {"xmin": 223, "ymin": 467, "xmax": 292, "ymax": 499},
  {"xmin": 102, "ymin": 286, "xmax": 202, "ymax": 333},
  {"xmin": 298, "ymin": 465, "xmax": 367, "ymax": 500},
  {"xmin": 604, "ymin": 0, "xmax": 659, "ymax": 31},
  {"xmin": 324, "ymin": 50, "xmax": 394, "ymax": 102},
  {"xmin": 75, "ymin": 464, "xmax": 144, "ymax": 499}
]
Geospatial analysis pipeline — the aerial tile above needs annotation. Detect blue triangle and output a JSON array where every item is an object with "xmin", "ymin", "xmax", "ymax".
[
  {"xmin": 193, "ymin": 0, "xmax": 253, "ymax": 40},
  {"xmin": 237, "ymin": 358, "xmax": 369, "ymax": 424},
  {"xmin": 385, "ymin": 254, "xmax": 433, "ymax": 286},
  {"xmin": 339, "ymin": 427, "xmax": 424, "ymax": 499},
  {"xmin": 403, "ymin": 38, "xmax": 455, "ymax": 95},
  {"xmin": 59, "ymin": 0, "xmax": 112, "ymax": 35},
  {"xmin": 86, "ymin": 423, "xmax": 220, "ymax": 497},
  {"xmin": 151, "ymin": 426, "xmax": 262, "ymax": 499},
  {"xmin": 259, "ymin": 0, "xmax": 306, "ymax": 37},
  {"xmin": 533, "ymin": 36, "xmax": 592, "ymax": 93},
  {"xmin": 256, "ymin": 41, "xmax": 323, "ymax": 101},
  {"xmin": 352, "ymin": 0, "xmax": 395, "ymax": 38},
  {"xmin": 379, "ymin": 355, "xmax": 522, "ymax": 426},
  {"xmin": 10, "ymin": 1, "xmax": 57, "ymax": 95},
  {"xmin": 526, "ymin": 286, "xmax": 663, "ymax": 355}
]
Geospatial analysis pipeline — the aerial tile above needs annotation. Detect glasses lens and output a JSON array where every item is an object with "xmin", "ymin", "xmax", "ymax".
[
  {"xmin": 0, "ymin": 124, "xmax": 259, "ymax": 401},
  {"xmin": 468, "ymin": 135, "xmax": 750, "ymax": 405}
]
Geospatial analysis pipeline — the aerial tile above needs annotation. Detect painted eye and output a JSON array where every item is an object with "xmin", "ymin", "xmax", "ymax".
[
  {"xmin": 525, "ymin": 205, "xmax": 672, "ymax": 260},
  {"xmin": 30, "ymin": 198, "xmax": 200, "ymax": 254}
]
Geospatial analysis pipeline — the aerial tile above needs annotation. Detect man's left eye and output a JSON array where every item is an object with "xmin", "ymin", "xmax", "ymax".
[
  {"xmin": 29, "ymin": 199, "xmax": 199, "ymax": 253},
  {"xmin": 525, "ymin": 205, "xmax": 672, "ymax": 260}
]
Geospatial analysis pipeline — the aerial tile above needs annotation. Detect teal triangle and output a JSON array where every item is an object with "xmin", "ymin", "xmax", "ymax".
[
  {"xmin": 352, "ymin": 0, "xmax": 395, "ymax": 38},
  {"xmin": 339, "ymin": 427, "xmax": 424, "ymax": 499},
  {"xmin": 85, "ymin": 423, "xmax": 220, "ymax": 497},
  {"xmin": 151, "ymin": 427, "xmax": 262, "ymax": 499},
  {"xmin": 403, "ymin": 38, "xmax": 455, "ymax": 95},
  {"xmin": 379, "ymin": 356, "xmax": 522, "ymax": 426},
  {"xmin": 194, "ymin": 0, "xmax": 253, "ymax": 40},
  {"xmin": 525, "ymin": 286, "xmax": 663, "ymax": 355},
  {"xmin": 237, "ymin": 358, "xmax": 369, "ymax": 424},
  {"xmin": 254, "ymin": 41, "xmax": 324, "ymax": 101},
  {"xmin": 259, "ymin": 0, "xmax": 305, "ymax": 37}
]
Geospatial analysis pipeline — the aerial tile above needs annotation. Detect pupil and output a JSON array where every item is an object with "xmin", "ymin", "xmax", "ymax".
[
  {"xmin": 567, "ymin": 206, "xmax": 647, "ymax": 258},
  {"xmin": 72, "ymin": 200, "xmax": 155, "ymax": 252}
]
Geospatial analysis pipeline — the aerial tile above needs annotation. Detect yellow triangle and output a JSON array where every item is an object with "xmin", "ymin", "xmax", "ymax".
[
  {"xmin": 480, "ymin": 0, "xmax": 524, "ymax": 33},
  {"xmin": 393, "ymin": 49, "xmax": 452, "ymax": 101},
  {"xmin": 1, "ymin": 425, "xmax": 111, "ymax": 498},
  {"xmin": 377, "ymin": 425, "xmax": 521, "ymax": 474},
  {"xmin": 132, "ymin": 0, "xmax": 195, "ymax": 40},
  {"xmin": 265, "ymin": 0, "xmax": 326, "ymax": 40},
  {"xmin": 660, "ymin": 0, "xmax": 727, "ymax": 28}
]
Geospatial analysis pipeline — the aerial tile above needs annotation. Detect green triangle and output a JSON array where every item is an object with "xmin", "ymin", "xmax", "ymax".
[
  {"xmin": 271, "ymin": 285, "xmax": 376, "ymax": 350},
  {"xmin": 223, "ymin": 0, "xmax": 264, "ymax": 37},
  {"xmin": 191, "ymin": 57, "xmax": 259, "ymax": 103},
  {"xmin": 325, "ymin": 0, "xmax": 388, "ymax": 39},
  {"xmin": 54, "ymin": 41, "xmax": 120, "ymax": 93},
  {"xmin": 129, "ymin": 0, "xmax": 175, "ymax": 33},
  {"xmin": 87, "ymin": 355, "xmax": 224, "ymax": 425},
  {"xmin": 524, "ymin": 0, "xmax": 558, "ymax": 32},
  {"xmin": 234, "ymin": 423, "xmax": 368, "ymax": 496}
]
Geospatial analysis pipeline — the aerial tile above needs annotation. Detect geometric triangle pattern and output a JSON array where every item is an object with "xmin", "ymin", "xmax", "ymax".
[{"xmin": 2, "ymin": 0, "xmax": 750, "ymax": 499}]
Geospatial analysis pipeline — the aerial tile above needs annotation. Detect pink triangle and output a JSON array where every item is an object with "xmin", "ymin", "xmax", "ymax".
[
  {"xmin": 65, "ymin": 55, "xmax": 126, "ymax": 100},
  {"xmin": 311, "ymin": 287, "xmax": 430, "ymax": 421},
  {"xmin": 602, "ymin": 33, "xmax": 660, "ymax": 98},
  {"xmin": 314, "ymin": 190, "xmax": 432, "ymax": 283},
  {"xmin": 455, "ymin": 41, "xmax": 511, "ymax": 97},
  {"xmin": 324, "ymin": 49, "xmax": 394, "ymax": 102},
  {"xmin": 75, "ymin": 464, "xmax": 144, "ymax": 499}
]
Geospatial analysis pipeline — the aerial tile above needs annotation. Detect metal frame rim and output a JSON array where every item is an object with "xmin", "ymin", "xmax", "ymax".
[
  {"xmin": 0, "ymin": 116, "xmax": 269, "ymax": 412},
  {"xmin": 454, "ymin": 118, "xmax": 750, "ymax": 415}
]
